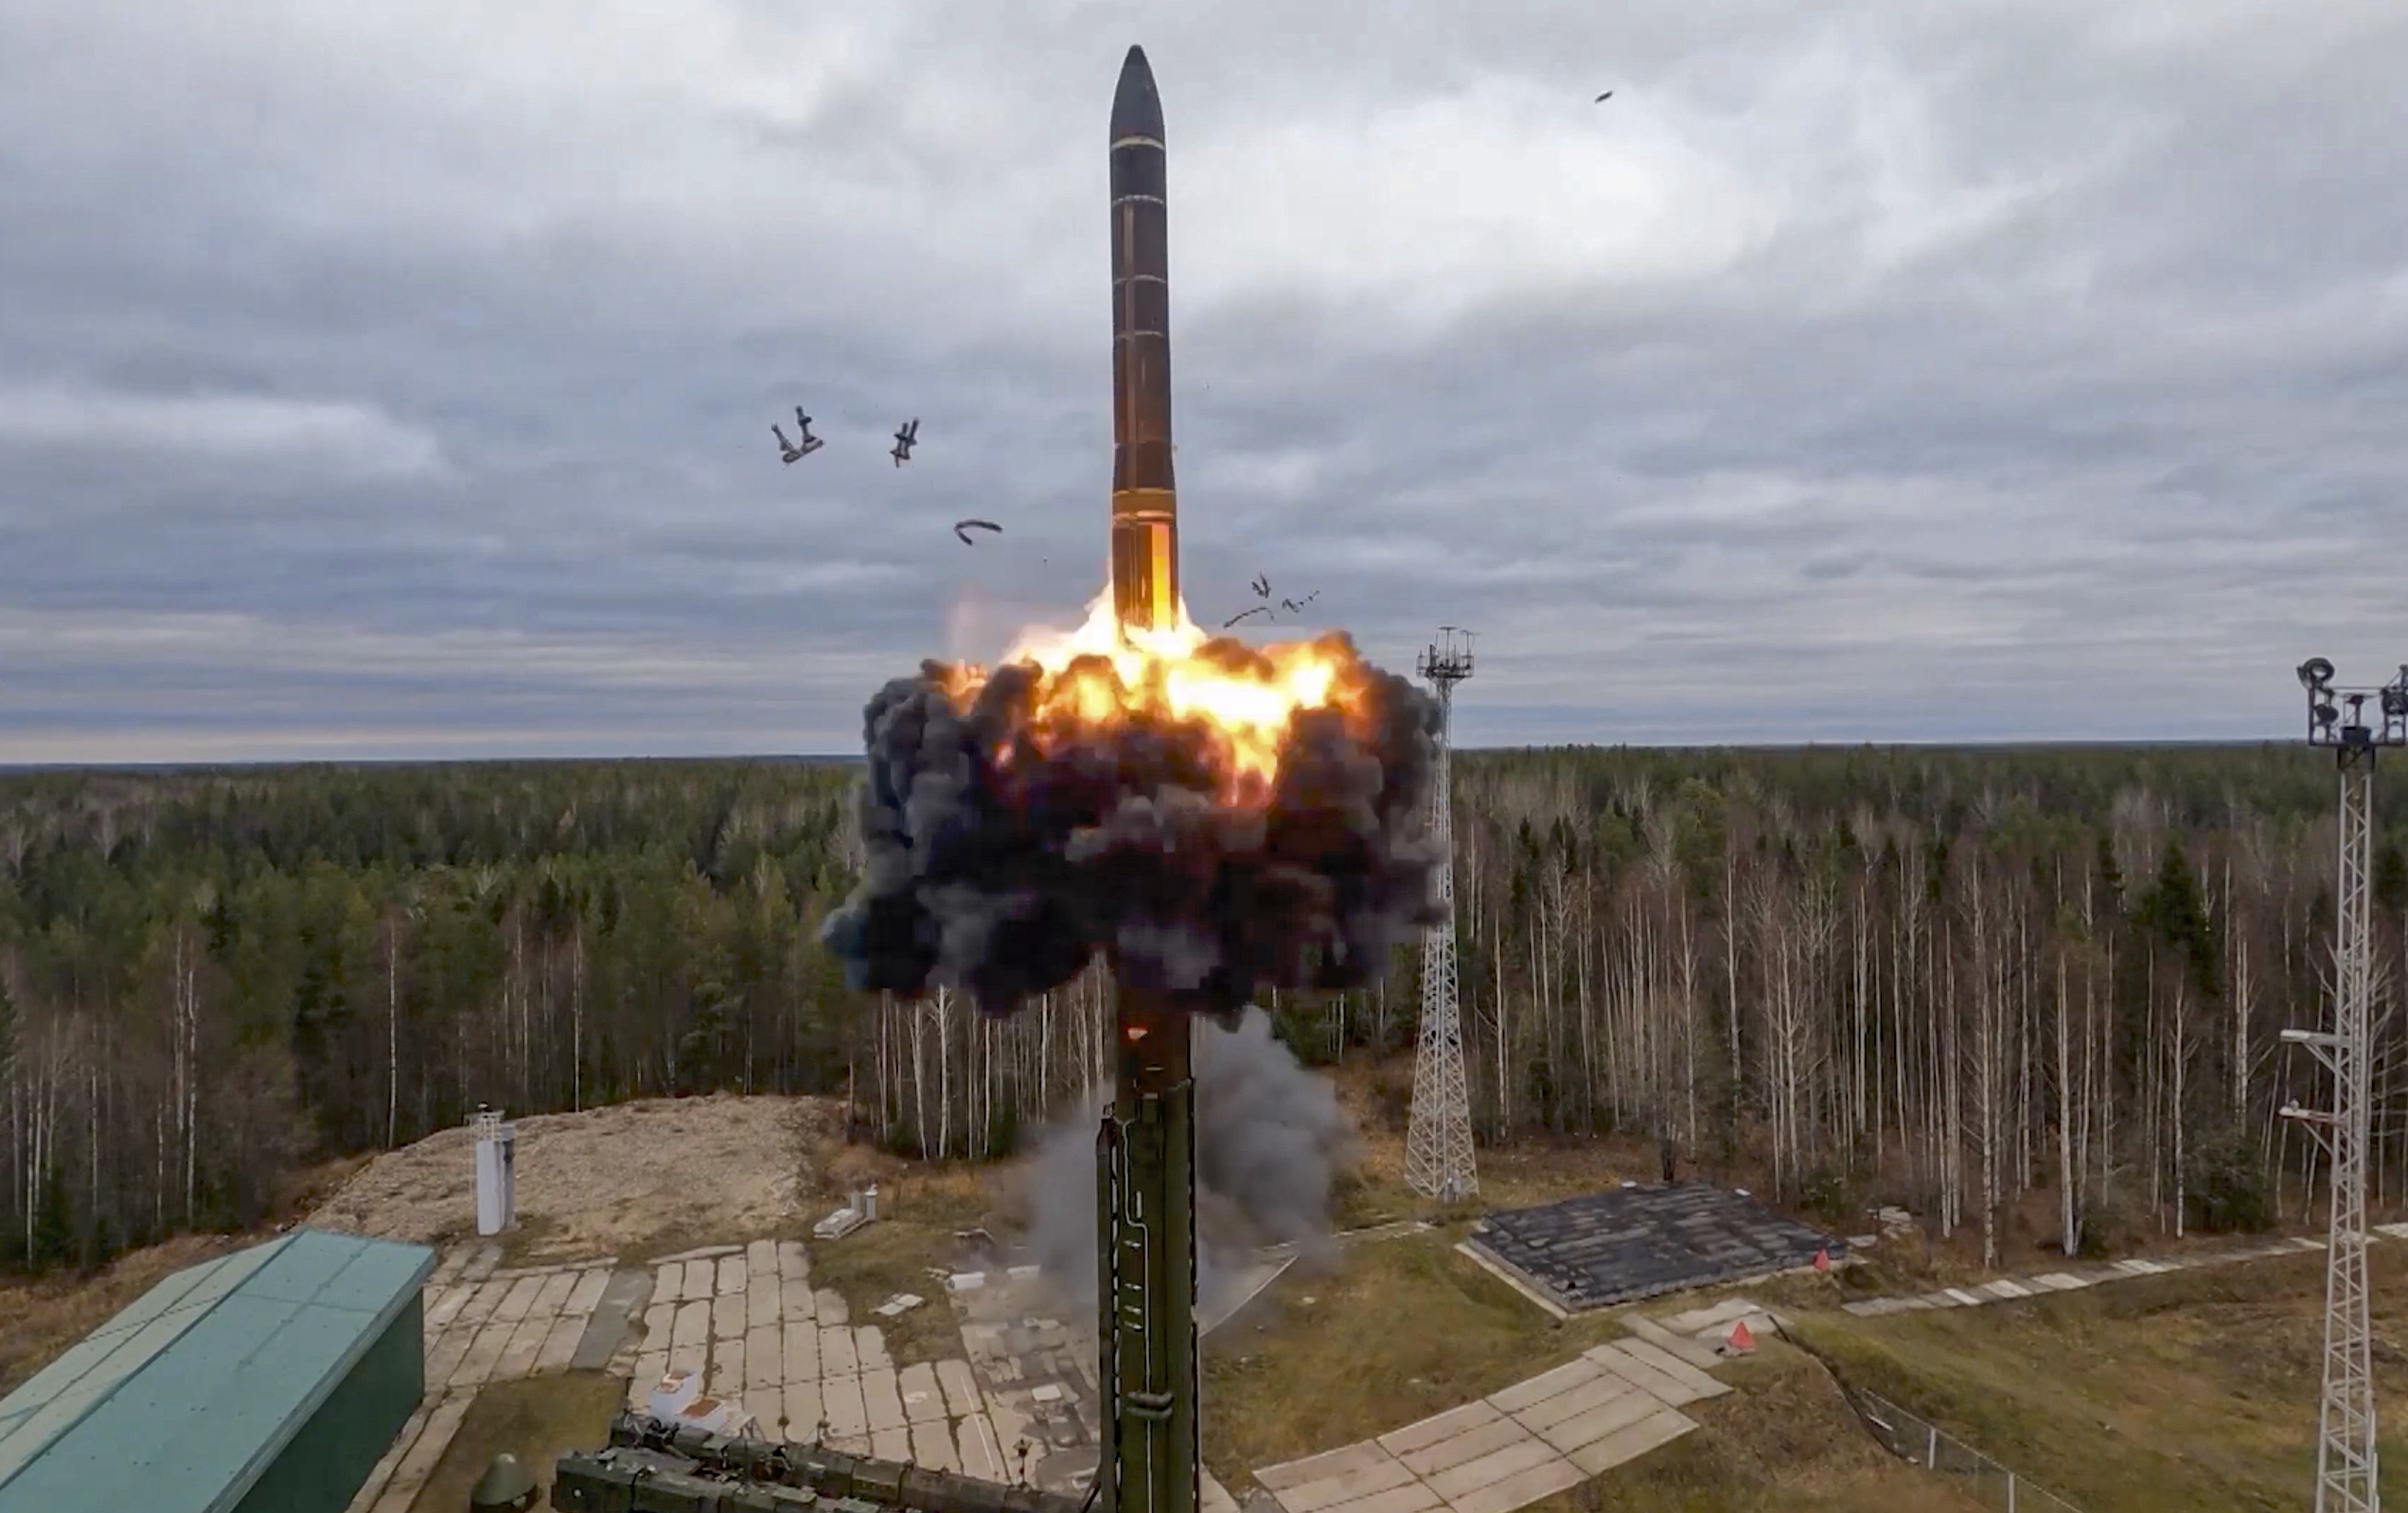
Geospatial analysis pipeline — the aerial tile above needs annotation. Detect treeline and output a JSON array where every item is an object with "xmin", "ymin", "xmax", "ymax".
[{"xmin": 1, "ymin": 743, "xmax": 2400, "ymax": 1276}]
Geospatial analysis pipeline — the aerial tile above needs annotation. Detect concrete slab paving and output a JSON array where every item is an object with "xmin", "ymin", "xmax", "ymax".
[
  {"xmin": 1311, "ymin": 1485, "xmax": 1442, "ymax": 1513},
  {"xmin": 747, "ymin": 1324, "xmax": 783, "ymax": 1392},
  {"xmin": 823, "ymin": 1373, "xmax": 869, "ymax": 1439},
  {"xmin": 492, "ymin": 1273, "xmax": 544, "ymax": 1326},
  {"xmin": 1377, "ymin": 1401, "xmax": 1502, "ymax": 1458},
  {"xmin": 1485, "ymin": 1358, "xmax": 1602, "ymax": 1415},
  {"xmin": 712, "ymin": 1292, "xmax": 745, "ymax": 1341},
  {"xmin": 899, "ymin": 1362, "xmax": 946, "ymax": 1423},
  {"xmin": 1199, "ymin": 1469, "xmax": 1244, "ymax": 1513},
  {"xmin": 1395, "ymin": 1417, "xmax": 1530, "ymax": 1479},
  {"xmin": 912, "ymin": 1418, "xmax": 959, "ymax": 1471},
  {"xmin": 1609, "ymin": 1338, "xmax": 1732, "ymax": 1399},
  {"xmin": 1425, "ymin": 1439, "xmax": 1560, "ymax": 1505},
  {"xmin": 710, "ymin": 1335, "xmax": 746, "ymax": 1402},
  {"xmin": 937, "ymin": 1358, "xmax": 983, "ymax": 1419},
  {"xmin": 862, "ymin": 1365, "xmax": 908, "ymax": 1433},
  {"xmin": 1622, "ymin": 1314, "xmax": 1726, "ymax": 1372},
  {"xmin": 1566, "ymin": 1407, "xmax": 1694, "ymax": 1477},
  {"xmin": 535, "ymin": 1311, "xmax": 587, "ymax": 1373},
  {"xmin": 1532, "ymin": 1389, "xmax": 1659, "ymax": 1457},
  {"xmin": 821, "ymin": 1323, "xmax": 859, "ymax": 1375},
  {"xmin": 1513, "ymin": 1374, "xmax": 1633, "ymax": 1433},
  {"xmin": 858, "ymin": 1325, "xmax": 893, "ymax": 1371},
  {"xmin": 1276, "ymin": 1454, "xmax": 1419, "ymax": 1513},
  {"xmin": 1443, "ymin": 1455, "xmax": 1584, "ymax": 1513},
  {"xmin": 1585, "ymin": 1343, "xmax": 1704, "ymax": 1408},
  {"xmin": 1260, "ymin": 1442, "xmax": 1400, "ymax": 1492},
  {"xmin": 784, "ymin": 1379, "xmax": 823, "ymax": 1438},
  {"xmin": 639, "ymin": 1302, "xmax": 674, "ymax": 1353},
  {"xmin": 747, "ymin": 1277, "xmax": 782, "ymax": 1334},
  {"xmin": 957, "ymin": 1411, "xmax": 1005, "ymax": 1482},
  {"xmin": 367, "ymin": 1391, "xmax": 475, "ymax": 1513}
]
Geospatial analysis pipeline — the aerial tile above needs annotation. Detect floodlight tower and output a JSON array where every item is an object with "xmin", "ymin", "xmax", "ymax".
[
  {"xmin": 2280, "ymin": 655, "xmax": 2408, "ymax": 1513},
  {"xmin": 1405, "ymin": 627, "xmax": 1479, "ymax": 1202}
]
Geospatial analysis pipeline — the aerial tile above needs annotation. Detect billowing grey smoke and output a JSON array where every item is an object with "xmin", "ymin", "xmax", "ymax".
[
  {"xmin": 818, "ymin": 633, "xmax": 1444, "ymax": 1020},
  {"xmin": 1019, "ymin": 1008, "xmax": 1355, "ymax": 1319}
]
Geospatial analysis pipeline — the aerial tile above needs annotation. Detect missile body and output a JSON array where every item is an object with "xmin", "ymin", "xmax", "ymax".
[{"xmin": 1109, "ymin": 44, "xmax": 1179, "ymax": 633}]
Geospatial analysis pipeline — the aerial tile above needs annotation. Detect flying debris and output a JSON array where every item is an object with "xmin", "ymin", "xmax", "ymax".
[
  {"xmin": 891, "ymin": 418, "xmax": 920, "ymax": 467},
  {"xmin": 1220, "ymin": 605, "xmax": 1271, "ymax": 630},
  {"xmin": 1279, "ymin": 591, "xmax": 1320, "ymax": 614},
  {"xmin": 953, "ymin": 518, "xmax": 1001, "ymax": 545},
  {"xmin": 773, "ymin": 407, "xmax": 823, "ymax": 463},
  {"xmin": 1249, "ymin": 573, "xmax": 1270, "ymax": 599},
  {"xmin": 1595, "ymin": 90, "xmax": 1614, "ymax": 102}
]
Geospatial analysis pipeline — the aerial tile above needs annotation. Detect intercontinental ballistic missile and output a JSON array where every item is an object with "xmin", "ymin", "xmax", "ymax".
[{"xmin": 1109, "ymin": 44, "xmax": 1179, "ymax": 633}]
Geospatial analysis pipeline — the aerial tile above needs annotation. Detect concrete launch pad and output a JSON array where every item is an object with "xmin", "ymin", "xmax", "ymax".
[{"xmin": 1465, "ymin": 1182, "xmax": 1847, "ymax": 1312}]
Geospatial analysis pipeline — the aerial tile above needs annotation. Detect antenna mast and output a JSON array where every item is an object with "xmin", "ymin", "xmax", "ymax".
[
  {"xmin": 1405, "ymin": 628, "xmax": 1478, "ymax": 1202},
  {"xmin": 2282, "ymin": 656, "xmax": 2408, "ymax": 1513}
]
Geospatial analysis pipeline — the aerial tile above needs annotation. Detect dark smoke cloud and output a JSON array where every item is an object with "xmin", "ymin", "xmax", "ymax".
[
  {"xmin": 1019, "ymin": 1008, "xmax": 1356, "ymax": 1319},
  {"xmin": 819, "ymin": 633, "xmax": 1444, "ymax": 1018}
]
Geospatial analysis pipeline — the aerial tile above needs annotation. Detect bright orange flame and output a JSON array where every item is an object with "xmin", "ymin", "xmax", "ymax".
[{"xmin": 938, "ymin": 589, "xmax": 1370, "ymax": 801}]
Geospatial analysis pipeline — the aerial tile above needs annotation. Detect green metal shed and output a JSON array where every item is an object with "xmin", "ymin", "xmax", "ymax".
[{"xmin": 0, "ymin": 1227, "xmax": 436, "ymax": 1513}]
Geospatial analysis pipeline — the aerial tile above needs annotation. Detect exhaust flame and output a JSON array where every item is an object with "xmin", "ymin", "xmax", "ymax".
[{"xmin": 937, "ymin": 591, "xmax": 1370, "ymax": 802}]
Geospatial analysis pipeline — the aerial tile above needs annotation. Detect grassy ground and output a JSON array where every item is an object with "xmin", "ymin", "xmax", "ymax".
[
  {"xmin": 793, "ymin": 1163, "xmax": 993, "ymax": 1366},
  {"xmin": 1537, "ymin": 1343, "xmax": 1984, "ymax": 1513},
  {"xmin": 1788, "ymin": 1245, "xmax": 2408, "ymax": 1512},
  {"xmin": 1199, "ymin": 1227, "xmax": 1975, "ymax": 1512},
  {"xmin": 408, "ymin": 1370, "xmax": 625, "ymax": 1513},
  {"xmin": 1201, "ymin": 1228, "xmax": 1620, "ymax": 1474}
]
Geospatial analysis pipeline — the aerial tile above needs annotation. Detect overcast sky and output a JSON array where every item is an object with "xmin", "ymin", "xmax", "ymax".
[{"xmin": 3, "ymin": 0, "xmax": 2404, "ymax": 762}]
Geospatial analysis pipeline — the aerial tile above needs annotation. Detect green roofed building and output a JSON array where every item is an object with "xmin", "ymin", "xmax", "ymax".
[{"xmin": 0, "ymin": 1227, "xmax": 436, "ymax": 1513}]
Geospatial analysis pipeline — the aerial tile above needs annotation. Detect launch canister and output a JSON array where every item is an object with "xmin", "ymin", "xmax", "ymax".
[{"xmin": 1110, "ymin": 44, "xmax": 1178, "ymax": 633}]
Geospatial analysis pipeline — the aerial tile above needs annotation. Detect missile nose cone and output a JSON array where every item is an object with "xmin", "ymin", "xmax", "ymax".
[{"xmin": 1111, "ymin": 44, "xmax": 1164, "ymax": 140}]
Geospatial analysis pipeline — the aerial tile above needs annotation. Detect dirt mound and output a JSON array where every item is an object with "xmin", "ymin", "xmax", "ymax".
[{"xmin": 309, "ymin": 1094, "xmax": 841, "ymax": 1263}]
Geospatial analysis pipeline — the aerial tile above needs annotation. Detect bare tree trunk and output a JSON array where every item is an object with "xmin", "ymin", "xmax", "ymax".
[
  {"xmin": 2172, "ymin": 974, "xmax": 2188, "ymax": 1239},
  {"xmin": 384, "ymin": 920, "xmax": 399, "ymax": 1147},
  {"xmin": 2058, "ymin": 945, "xmax": 2079, "ymax": 1255},
  {"xmin": 936, "ymin": 988, "xmax": 952, "ymax": 1161}
]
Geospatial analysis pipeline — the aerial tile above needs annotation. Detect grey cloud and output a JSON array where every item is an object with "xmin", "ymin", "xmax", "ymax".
[{"xmin": 1, "ymin": 0, "xmax": 2404, "ymax": 759}]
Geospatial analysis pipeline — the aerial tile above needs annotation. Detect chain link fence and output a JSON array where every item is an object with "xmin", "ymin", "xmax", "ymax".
[{"xmin": 1852, "ymin": 1388, "xmax": 2087, "ymax": 1512}]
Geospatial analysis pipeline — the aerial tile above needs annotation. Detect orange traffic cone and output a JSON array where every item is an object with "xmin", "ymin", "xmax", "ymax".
[
  {"xmin": 1726, "ymin": 1319, "xmax": 1757, "ymax": 1354},
  {"xmin": 1814, "ymin": 1247, "xmax": 1832, "ymax": 1273}
]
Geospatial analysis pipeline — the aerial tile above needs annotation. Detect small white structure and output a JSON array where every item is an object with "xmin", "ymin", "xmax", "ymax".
[
  {"xmin": 647, "ymin": 1368, "xmax": 703, "ymax": 1420},
  {"xmin": 646, "ymin": 1368, "xmax": 744, "ymax": 1434},
  {"xmin": 812, "ymin": 1184, "xmax": 879, "ymax": 1241},
  {"xmin": 472, "ymin": 1108, "xmax": 517, "ymax": 1237}
]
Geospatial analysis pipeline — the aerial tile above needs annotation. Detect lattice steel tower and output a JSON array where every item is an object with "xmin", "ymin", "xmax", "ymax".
[
  {"xmin": 1406, "ymin": 628, "xmax": 1478, "ymax": 1202},
  {"xmin": 2282, "ymin": 657, "xmax": 2408, "ymax": 1513}
]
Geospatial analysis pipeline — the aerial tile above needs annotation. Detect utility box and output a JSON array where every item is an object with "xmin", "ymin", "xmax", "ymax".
[{"xmin": 473, "ymin": 1108, "xmax": 518, "ymax": 1237}]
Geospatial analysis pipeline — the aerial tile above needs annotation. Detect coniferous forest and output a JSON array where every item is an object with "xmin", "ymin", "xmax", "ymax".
[{"xmin": 2, "ymin": 743, "xmax": 2403, "ymax": 1277}]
